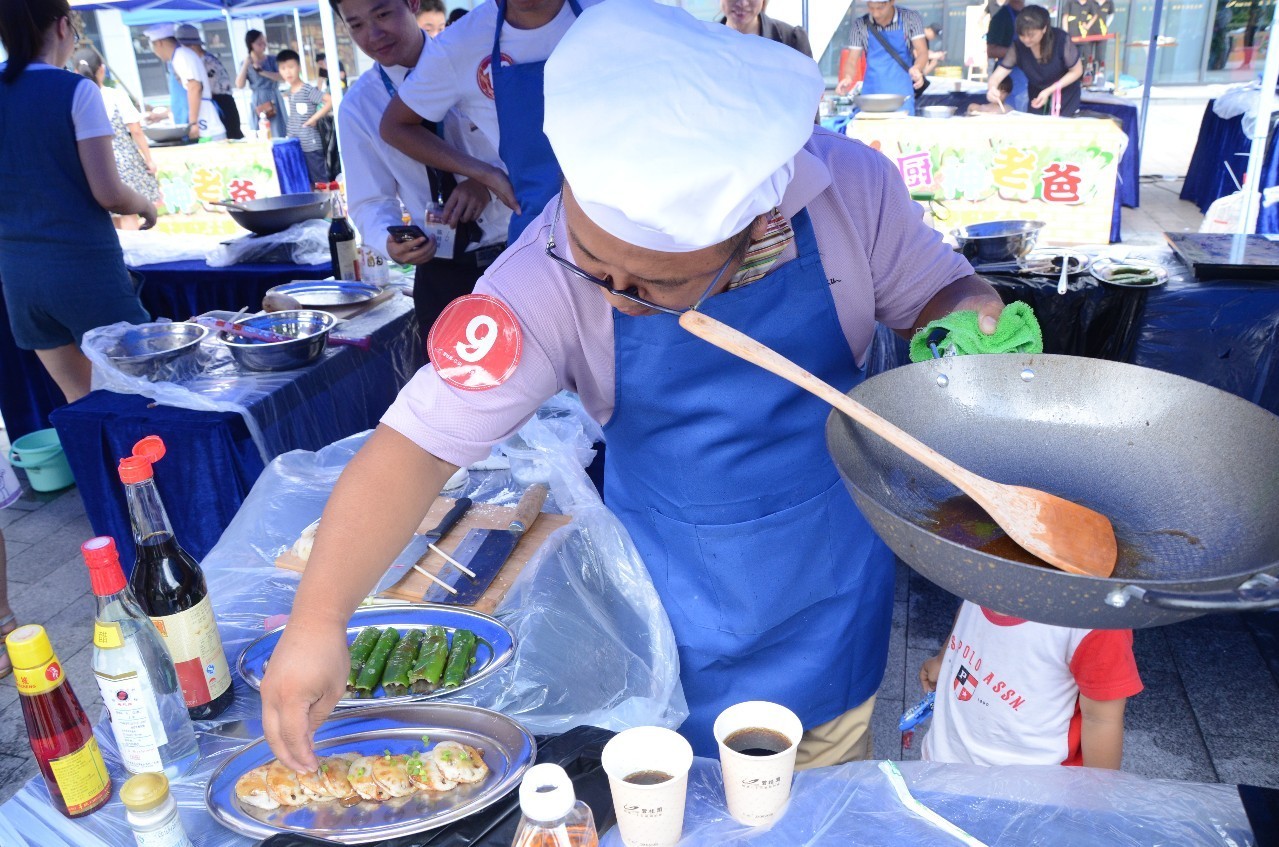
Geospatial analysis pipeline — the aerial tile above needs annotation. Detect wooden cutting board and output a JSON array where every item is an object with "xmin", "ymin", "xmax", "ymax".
[{"xmin": 274, "ymin": 496, "xmax": 571, "ymax": 614}]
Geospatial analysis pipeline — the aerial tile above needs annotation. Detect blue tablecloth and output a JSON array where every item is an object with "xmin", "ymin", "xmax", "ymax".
[
  {"xmin": 1180, "ymin": 100, "xmax": 1279, "ymax": 234},
  {"xmin": 50, "ymin": 296, "xmax": 420, "ymax": 567},
  {"xmin": 0, "ymin": 260, "xmax": 328, "ymax": 443},
  {"xmin": 271, "ymin": 137, "xmax": 312, "ymax": 194}
]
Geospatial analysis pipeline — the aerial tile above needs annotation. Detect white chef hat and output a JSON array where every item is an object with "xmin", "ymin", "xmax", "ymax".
[
  {"xmin": 544, "ymin": 0, "xmax": 823, "ymax": 253},
  {"xmin": 176, "ymin": 24, "xmax": 202, "ymax": 45},
  {"xmin": 144, "ymin": 23, "xmax": 177, "ymax": 41}
]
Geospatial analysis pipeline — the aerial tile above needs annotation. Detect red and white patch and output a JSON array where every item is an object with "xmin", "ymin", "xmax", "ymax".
[
  {"xmin": 476, "ymin": 53, "xmax": 514, "ymax": 100},
  {"xmin": 429, "ymin": 294, "xmax": 523, "ymax": 390}
]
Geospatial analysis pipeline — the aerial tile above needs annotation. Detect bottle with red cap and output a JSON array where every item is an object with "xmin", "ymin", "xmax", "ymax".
[
  {"xmin": 119, "ymin": 436, "xmax": 234, "ymax": 720},
  {"xmin": 84, "ymin": 536, "xmax": 199, "ymax": 778},
  {"xmin": 5, "ymin": 624, "xmax": 111, "ymax": 818}
]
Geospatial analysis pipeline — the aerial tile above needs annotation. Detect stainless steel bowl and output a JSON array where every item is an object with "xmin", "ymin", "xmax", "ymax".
[
  {"xmin": 143, "ymin": 124, "xmax": 190, "ymax": 144},
  {"xmin": 856, "ymin": 93, "xmax": 908, "ymax": 113},
  {"xmin": 219, "ymin": 310, "xmax": 336, "ymax": 371},
  {"xmin": 952, "ymin": 219, "xmax": 1046, "ymax": 263},
  {"xmin": 106, "ymin": 322, "xmax": 208, "ymax": 377},
  {"xmin": 922, "ymin": 105, "xmax": 956, "ymax": 119}
]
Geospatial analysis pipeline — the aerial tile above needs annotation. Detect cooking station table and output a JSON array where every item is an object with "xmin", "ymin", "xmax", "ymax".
[
  {"xmin": 0, "ymin": 259, "xmax": 328, "ymax": 443},
  {"xmin": 49, "ymin": 296, "xmax": 420, "ymax": 566}
]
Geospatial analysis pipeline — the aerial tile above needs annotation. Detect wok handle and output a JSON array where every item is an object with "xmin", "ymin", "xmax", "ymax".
[
  {"xmin": 678, "ymin": 311, "xmax": 991, "ymax": 496},
  {"xmin": 1138, "ymin": 574, "xmax": 1279, "ymax": 612}
]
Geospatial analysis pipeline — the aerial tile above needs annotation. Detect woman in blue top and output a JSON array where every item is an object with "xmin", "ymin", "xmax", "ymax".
[
  {"xmin": 235, "ymin": 29, "xmax": 286, "ymax": 138},
  {"xmin": 0, "ymin": 0, "xmax": 155, "ymax": 403}
]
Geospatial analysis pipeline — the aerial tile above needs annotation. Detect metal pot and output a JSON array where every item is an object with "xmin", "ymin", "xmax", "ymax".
[
  {"xmin": 952, "ymin": 220, "xmax": 1045, "ymax": 264},
  {"xmin": 826, "ymin": 354, "xmax": 1279, "ymax": 629},
  {"xmin": 223, "ymin": 192, "xmax": 330, "ymax": 235},
  {"xmin": 219, "ymin": 310, "xmax": 336, "ymax": 371},
  {"xmin": 143, "ymin": 124, "xmax": 190, "ymax": 144},
  {"xmin": 856, "ymin": 93, "xmax": 908, "ymax": 113}
]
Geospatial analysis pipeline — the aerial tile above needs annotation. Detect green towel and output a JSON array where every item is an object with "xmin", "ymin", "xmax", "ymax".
[{"xmin": 909, "ymin": 301, "xmax": 1043, "ymax": 363}]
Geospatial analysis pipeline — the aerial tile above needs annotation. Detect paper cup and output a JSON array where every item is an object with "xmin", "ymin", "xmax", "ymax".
[
  {"xmin": 713, "ymin": 701, "xmax": 803, "ymax": 827},
  {"xmin": 601, "ymin": 726, "xmax": 693, "ymax": 847}
]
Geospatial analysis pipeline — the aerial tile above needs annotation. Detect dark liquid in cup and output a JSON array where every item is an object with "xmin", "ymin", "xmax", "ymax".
[
  {"xmin": 724, "ymin": 727, "xmax": 792, "ymax": 757},
  {"xmin": 623, "ymin": 770, "xmax": 673, "ymax": 786}
]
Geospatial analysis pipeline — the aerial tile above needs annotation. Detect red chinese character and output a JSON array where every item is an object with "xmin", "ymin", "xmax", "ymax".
[
  {"xmin": 1041, "ymin": 163, "xmax": 1083, "ymax": 203},
  {"xmin": 229, "ymin": 180, "xmax": 258, "ymax": 203}
]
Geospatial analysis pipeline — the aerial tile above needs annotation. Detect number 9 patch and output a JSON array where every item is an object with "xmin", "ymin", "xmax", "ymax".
[{"xmin": 428, "ymin": 294, "xmax": 523, "ymax": 390}]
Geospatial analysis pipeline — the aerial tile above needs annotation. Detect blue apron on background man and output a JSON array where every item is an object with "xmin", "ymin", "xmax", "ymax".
[
  {"xmin": 603, "ymin": 209, "xmax": 896, "ymax": 757},
  {"xmin": 166, "ymin": 67, "xmax": 189, "ymax": 125},
  {"xmin": 490, "ymin": 0, "xmax": 583, "ymax": 242},
  {"xmin": 862, "ymin": 13, "xmax": 917, "ymax": 116}
]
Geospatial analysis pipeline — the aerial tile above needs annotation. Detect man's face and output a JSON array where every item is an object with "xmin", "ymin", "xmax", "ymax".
[
  {"xmin": 721, "ymin": 0, "xmax": 764, "ymax": 27},
  {"xmin": 150, "ymin": 38, "xmax": 176, "ymax": 63},
  {"xmin": 417, "ymin": 9, "xmax": 446, "ymax": 36},
  {"xmin": 278, "ymin": 59, "xmax": 300, "ymax": 84},
  {"xmin": 340, "ymin": 0, "xmax": 422, "ymax": 67},
  {"xmin": 867, "ymin": 0, "xmax": 895, "ymax": 24},
  {"xmin": 559, "ymin": 185, "xmax": 753, "ymax": 317}
]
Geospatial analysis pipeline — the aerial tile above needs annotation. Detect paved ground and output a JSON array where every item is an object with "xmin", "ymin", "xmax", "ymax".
[{"xmin": 3, "ymin": 94, "xmax": 1277, "ymax": 811}]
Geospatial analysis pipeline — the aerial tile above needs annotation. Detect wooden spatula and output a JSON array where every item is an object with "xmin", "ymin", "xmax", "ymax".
[{"xmin": 679, "ymin": 310, "xmax": 1117, "ymax": 578}]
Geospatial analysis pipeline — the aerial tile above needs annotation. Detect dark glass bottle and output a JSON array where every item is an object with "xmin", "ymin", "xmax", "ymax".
[
  {"xmin": 120, "ymin": 436, "xmax": 234, "ymax": 720},
  {"xmin": 328, "ymin": 181, "xmax": 359, "ymax": 280}
]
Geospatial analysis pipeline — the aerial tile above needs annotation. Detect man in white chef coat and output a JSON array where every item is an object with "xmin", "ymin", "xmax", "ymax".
[
  {"xmin": 333, "ymin": 0, "xmax": 509, "ymax": 337},
  {"xmin": 145, "ymin": 23, "xmax": 225, "ymax": 142},
  {"xmin": 262, "ymin": 0, "xmax": 1004, "ymax": 769}
]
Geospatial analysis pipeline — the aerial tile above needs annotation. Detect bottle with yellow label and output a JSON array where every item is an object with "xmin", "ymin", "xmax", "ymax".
[
  {"xmin": 84, "ymin": 536, "xmax": 199, "ymax": 779},
  {"xmin": 6, "ymin": 625, "xmax": 111, "ymax": 818}
]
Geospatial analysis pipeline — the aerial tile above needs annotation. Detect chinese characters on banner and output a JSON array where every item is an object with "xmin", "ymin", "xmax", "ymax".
[
  {"xmin": 151, "ymin": 140, "xmax": 280, "ymax": 236},
  {"xmin": 847, "ymin": 116, "xmax": 1126, "ymax": 244}
]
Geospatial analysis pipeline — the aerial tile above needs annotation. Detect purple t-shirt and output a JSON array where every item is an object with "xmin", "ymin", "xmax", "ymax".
[{"xmin": 383, "ymin": 128, "xmax": 973, "ymax": 467}]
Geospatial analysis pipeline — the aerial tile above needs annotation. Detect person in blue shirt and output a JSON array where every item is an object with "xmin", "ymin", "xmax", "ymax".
[{"xmin": 0, "ymin": 0, "xmax": 155, "ymax": 403}]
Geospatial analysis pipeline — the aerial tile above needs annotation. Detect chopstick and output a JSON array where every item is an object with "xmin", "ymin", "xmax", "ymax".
[
  {"xmin": 412, "ymin": 564, "xmax": 457, "ymax": 595},
  {"xmin": 430, "ymin": 543, "xmax": 477, "ymax": 578}
]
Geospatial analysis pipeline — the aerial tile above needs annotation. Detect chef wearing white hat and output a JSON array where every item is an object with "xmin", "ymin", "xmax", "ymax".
[
  {"xmin": 260, "ymin": 0, "xmax": 1004, "ymax": 772},
  {"xmin": 145, "ymin": 22, "xmax": 225, "ymax": 142}
]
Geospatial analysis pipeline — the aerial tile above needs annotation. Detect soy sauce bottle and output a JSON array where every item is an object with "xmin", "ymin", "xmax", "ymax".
[
  {"xmin": 119, "ymin": 436, "xmax": 234, "ymax": 720},
  {"xmin": 6, "ymin": 625, "xmax": 111, "ymax": 818},
  {"xmin": 328, "ymin": 181, "xmax": 359, "ymax": 281}
]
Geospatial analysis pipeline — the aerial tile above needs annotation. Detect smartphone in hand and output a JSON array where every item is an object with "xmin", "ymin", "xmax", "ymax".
[{"xmin": 387, "ymin": 224, "xmax": 427, "ymax": 243}]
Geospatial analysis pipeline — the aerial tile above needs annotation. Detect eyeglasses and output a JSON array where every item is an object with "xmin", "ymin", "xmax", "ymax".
[
  {"xmin": 66, "ymin": 15, "xmax": 81, "ymax": 43},
  {"xmin": 544, "ymin": 196, "xmax": 733, "ymax": 317}
]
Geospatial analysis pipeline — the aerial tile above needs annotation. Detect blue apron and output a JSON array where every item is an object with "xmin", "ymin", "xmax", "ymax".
[
  {"xmin": 602, "ymin": 210, "xmax": 895, "ymax": 757},
  {"xmin": 863, "ymin": 15, "xmax": 917, "ymax": 116},
  {"xmin": 490, "ymin": 0, "xmax": 582, "ymax": 242},
  {"xmin": 166, "ymin": 67, "xmax": 190, "ymax": 125}
]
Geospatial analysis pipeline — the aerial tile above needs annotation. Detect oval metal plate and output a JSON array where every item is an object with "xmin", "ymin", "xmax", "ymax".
[
  {"xmin": 237, "ymin": 605, "xmax": 515, "ymax": 707},
  {"xmin": 1089, "ymin": 257, "xmax": 1169, "ymax": 288},
  {"xmin": 270, "ymin": 281, "xmax": 383, "ymax": 307},
  {"xmin": 205, "ymin": 703, "xmax": 535, "ymax": 844}
]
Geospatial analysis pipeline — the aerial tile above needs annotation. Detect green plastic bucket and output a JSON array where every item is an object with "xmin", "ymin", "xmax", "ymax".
[{"xmin": 8, "ymin": 429, "xmax": 74, "ymax": 492}]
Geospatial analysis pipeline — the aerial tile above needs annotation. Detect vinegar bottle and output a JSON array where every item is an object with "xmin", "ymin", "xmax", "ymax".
[
  {"xmin": 120, "ymin": 436, "xmax": 234, "ymax": 721},
  {"xmin": 511, "ymin": 763, "xmax": 598, "ymax": 847},
  {"xmin": 84, "ymin": 536, "xmax": 200, "ymax": 778},
  {"xmin": 6, "ymin": 625, "xmax": 111, "ymax": 818}
]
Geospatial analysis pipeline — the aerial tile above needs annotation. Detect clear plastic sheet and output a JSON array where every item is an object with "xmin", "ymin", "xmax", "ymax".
[
  {"xmin": 0, "ymin": 396, "xmax": 686, "ymax": 847},
  {"xmin": 206, "ymin": 219, "xmax": 331, "ymax": 268},
  {"xmin": 116, "ymin": 229, "xmax": 227, "ymax": 266},
  {"xmin": 80, "ymin": 295, "xmax": 420, "ymax": 465},
  {"xmin": 596, "ymin": 759, "xmax": 1254, "ymax": 846}
]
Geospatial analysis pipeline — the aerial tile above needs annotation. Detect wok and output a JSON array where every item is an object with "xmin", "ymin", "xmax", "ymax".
[
  {"xmin": 144, "ymin": 124, "xmax": 190, "ymax": 144},
  {"xmin": 826, "ymin": 354, "xmax": 1279, "ymax": 629},
  {"xmin": 222, "ymin": 191, "xmax": 330, "ymax": 235}
]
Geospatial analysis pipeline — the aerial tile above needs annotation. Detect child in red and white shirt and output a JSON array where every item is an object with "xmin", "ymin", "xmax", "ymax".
[{"xmin": 919, "ymin": 601, "xmax": 1143, "ymax": 768}]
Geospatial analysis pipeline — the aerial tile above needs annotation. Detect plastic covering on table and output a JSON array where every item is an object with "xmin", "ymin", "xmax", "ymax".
[
  {"xmin": 116, "ymin": 229, "xmax": 227, "ymax": 267},
  {"xmin": 80, "ymin": 295, "xmax": 420, "ymax": 465},
  {"xmin": 0, "ymin": 395, "xmax": 687, "ymax": 847},
  {"xmin": 595, "ymin": 759, "xmax": 1254, "ymax": 846},
  {"xmin": 206, "ymin": 219, "xmax": 332, "ymax": 267}
]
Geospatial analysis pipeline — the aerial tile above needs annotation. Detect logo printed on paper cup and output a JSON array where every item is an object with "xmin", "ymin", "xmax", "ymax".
[
  {"xmin": 622, "ymin": 803, "xmax": 665, "ymax": 818},
  {"xmin": 429, "ymin": 294, "xmax": 523, "ymax": 390}
]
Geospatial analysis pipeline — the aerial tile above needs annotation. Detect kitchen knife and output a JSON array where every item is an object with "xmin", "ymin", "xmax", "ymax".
[
  {"xmin": 376, "ymin": 497, "xmax": 473, "ymax": 594},
  {"xmin": 423, "ymin": 484, "xmax": 548, "ymax": 605}
]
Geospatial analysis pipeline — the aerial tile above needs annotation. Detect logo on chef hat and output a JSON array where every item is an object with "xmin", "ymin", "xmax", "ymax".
[
  {"xmin": 429, "ymin": 294, "xmax": 523, "ymax": 390},
  {"xmin": 476, "ymin": 53, "xmax": 514, "ymax": 100}
]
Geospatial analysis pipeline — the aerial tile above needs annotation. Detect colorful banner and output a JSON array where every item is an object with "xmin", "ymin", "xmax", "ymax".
[
  {"xmin": 152, "ymin": 140, "xmax": 280, "ymax": 236},
  {"xmin": 846, "ymin": 115, "xmax": 1126, "ymax": 245}
]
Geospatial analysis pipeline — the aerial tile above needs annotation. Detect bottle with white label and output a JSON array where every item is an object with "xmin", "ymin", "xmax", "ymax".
[
  {"xmin": 424, "ymin": 192, "xmax": 456, "ymax": 261},
  {"xmin": 121, "ymin": 772, "xmax": 194, "ymax": 847},
  {"xmin": 83, "ymin": 536, "xmax": 198, "ymax": 779}
]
